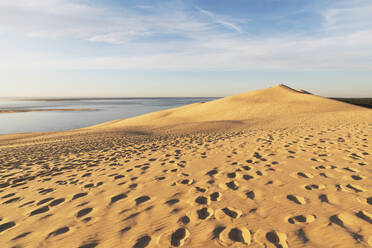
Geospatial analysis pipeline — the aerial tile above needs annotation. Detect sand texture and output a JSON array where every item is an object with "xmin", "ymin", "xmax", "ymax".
[{"xmin": 0, "ymin": 85, "xmax": 371, "ymax": 248}]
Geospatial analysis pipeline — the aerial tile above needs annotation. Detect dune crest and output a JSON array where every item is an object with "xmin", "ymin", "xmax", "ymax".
[
  {"xmin": 93, "ymin": 84, "xmax": 367, "ymax": 132},
  {"xmin": 295, "ymin": 89, "xmax": 312, "ymax": 94}
]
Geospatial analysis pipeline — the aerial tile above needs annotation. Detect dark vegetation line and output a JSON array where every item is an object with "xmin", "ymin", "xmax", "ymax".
[{"xmin": 331, "ymin": 98, "xmax": 372, "ymax": 109}]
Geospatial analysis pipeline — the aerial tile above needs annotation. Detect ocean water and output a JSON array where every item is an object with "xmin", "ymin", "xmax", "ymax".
[{"xmin": 0, "ymin": 98, "xmax": 218, "ymax": 134}]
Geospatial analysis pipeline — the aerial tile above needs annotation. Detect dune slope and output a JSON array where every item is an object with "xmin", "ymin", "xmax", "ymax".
[
  {"xmin": 92, "ymin": 84, "xmax": 367, "ymax": 132},
  {"xmin": 0, "ymin": 85, "xmax": 371, "ymax": 248}
]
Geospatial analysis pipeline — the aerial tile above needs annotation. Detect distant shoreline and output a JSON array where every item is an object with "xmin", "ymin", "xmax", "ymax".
[
  {"xmin": 331, "ymin": 98, "xmax": 372, "ymax": 109},
  {"xmin": 1, "ymin": 97, "xmax": 219, "ymax": 102},
  {"xmin": 0, "ymin": 108, "xmax": 98, "ymax": 114},
  {"xmin": 1, "ymin": 97, "xmax": 370, "ymax": 109}
]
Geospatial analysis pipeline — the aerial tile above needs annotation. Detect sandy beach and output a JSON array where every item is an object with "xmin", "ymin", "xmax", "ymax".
[{"xmin": 0, "ymin": 85, "xmax": 371, "ymax": 248}]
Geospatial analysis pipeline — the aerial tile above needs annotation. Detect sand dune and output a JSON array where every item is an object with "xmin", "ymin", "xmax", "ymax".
[
  {"xmin": 92, "ymin": 84, "xmax": 369, "ymax": 133},
  {"xmin": 0, "ymin": 85, "xmax": 371, "ymax": 248}
]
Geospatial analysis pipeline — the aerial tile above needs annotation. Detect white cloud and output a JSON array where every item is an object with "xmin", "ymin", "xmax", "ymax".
[
  {"xmin": 0, "ymin": 0, "xmax": 371, "ymax": 72},
  {"xmin": 0, "ymin": 0, "xmax": 104, "ymax": 38},
  {"xmin": 323, "ymin": 1, "xmax": 372, "ymax": 32},
  {"xmin": 0, "ymin": 0, "xmax": 210, "ymax": 43},
  {"xmin": 2, "ymin": 29, "xmax": 372, "ymax": 71}
]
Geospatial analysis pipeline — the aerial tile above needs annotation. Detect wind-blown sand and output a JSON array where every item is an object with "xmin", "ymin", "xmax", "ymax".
[{"xmin": 0, "ymin": 84, "xmax": 371, "ymax": 248}]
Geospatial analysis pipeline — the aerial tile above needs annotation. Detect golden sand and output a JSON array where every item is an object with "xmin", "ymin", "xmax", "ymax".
[{"xmin": 0, "ymin": 85, "xmax": 371, "ymax": 248}]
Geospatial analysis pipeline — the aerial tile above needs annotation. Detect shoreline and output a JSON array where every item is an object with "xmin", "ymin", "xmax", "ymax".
[
  {"xmin": 0, "ymin": 85, "xmax": 371, "ymax": 137},
  {"xmin": 0, "ymin": 108, "xmax": 98, "ymax": 114},
  {"xmin": 1, "ymin": 97, "xmax": 218, "ymax": 102}
]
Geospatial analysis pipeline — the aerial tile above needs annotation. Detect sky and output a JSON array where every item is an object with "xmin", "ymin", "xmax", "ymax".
[{"xmin": 0, "ymin": 0, "xmax": 371, "ymax": 97}]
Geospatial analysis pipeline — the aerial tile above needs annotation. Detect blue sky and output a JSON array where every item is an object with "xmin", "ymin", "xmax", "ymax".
[{"xmin": 0, "ymin": 0, "xmax": 371, "ymax": 97}]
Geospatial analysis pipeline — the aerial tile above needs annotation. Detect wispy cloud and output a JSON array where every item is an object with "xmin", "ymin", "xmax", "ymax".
[
  {"xmin": 3, "ymin": 28, "xmax": 372, "ymax": 71},
  {"xmin": 323, "ymin": 0, "xmax": 372, "ymax": 32},
  {"xmin": 196, "ymin": 7, "xmax": 243, "ymax": 33},
  {"xmin": 0, "ymin": 0, "xmax": 371, "ymax": 72},
  {"xmin": 0, "ymin": 0, "xmax": 210, "ymax": 44}
]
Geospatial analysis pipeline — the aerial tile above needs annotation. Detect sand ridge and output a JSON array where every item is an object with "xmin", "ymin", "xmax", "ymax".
[
  {"xmin": 91, "ymin": 84, "xmax": 367, "ymax": 131},
  {"xmin": 0, "ymin": 85, "xmax": 371, "ymax": 248}
]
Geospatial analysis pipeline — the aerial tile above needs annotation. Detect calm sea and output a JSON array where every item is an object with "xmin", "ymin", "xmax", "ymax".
[{"xmin": 0, "ymin": 98, "xmax": 218, "ymax": 134}]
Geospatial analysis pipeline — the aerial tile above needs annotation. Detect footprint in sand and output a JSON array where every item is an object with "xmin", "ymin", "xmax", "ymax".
[
  {"xmin": 318, "ymin": 194, "xmax": 330, "ymax": 203},
  {"xmin": 350, "ymin": 175, "xmax": 364, "ymax": 181},
  {"xmin": 170, "ymin": 227, "xmax": 189, "ymax": 247},
  {"xmin": 110, "ymin": 193, "xmax": 127, "ymax": 204},
  {"xmin": 196, "ymin": 186, "xmax": 207, "ymax": 193},
  {"xmin": 165, "ymin": 199, "xmax": 180, "ymax": 206},
  {"xmin": 196, "ymin": 207, "xmax": 213, "ymax": 220},
  {"xmin": 344, "ymin": 184, "xmax": 365, "ymax": 193},
  {"xmin": 49, "ymin": 198, "xmax": 65, "ymax": 206},
  {"xmin": 78, "ymin": 240, "xmax": 99, "ymax": 248},
  {"xmin": 135, "ymin": 196, "xmax": 150, "ymax": 205},
  {"xmin": 227, "ymin": 172, "xmax": 237, "ymax": 178},
  {"xmin": 2, "ymin": 193, "xmax": 16, "ymax": 198},
  {"xmin": 119, "ymin": 226, "xmax": 131, "ymax": 235},
  {"xmin": 38, "ymin": 188, "xmax": 54, "ymax": 195},
  {"xmin": 304, "ymin": 184, "xmax": 325, "ymax": 190},
  {"xmin": 12, "ymin": 231, "xmax": 32, "ymax": 241},
  {"xmin": 179, "ymin": 179, "xmax": 193, "ymax": 185},
  {"xmin": 265, "ymin": 231, "xmax": 288, "ymax": 248},
  {"xmin": 287, "ymin": 214, "xmax": 316, "ymax": 224},
  {"xmin": 216, "ymin": 226, "xmax": 251, "ymax": 246},
  {"xmin": 30, "ymin": 205, "xmax": 49, "ymax": 216},
  {"xmin": 286, "ymin": 195, "xmax": 306, "ymax": 205},
  {"xmin": 2, "ymin": 197, "xmax": 22, "ymax": 204},
  {"xmin": 72, "ymin": 192, "xmax": 88, "ymax": 201},
  {"xmin": 355, "ymin": 210, "xmax": 372, "ymax": 224},
  {"xmin": 47, "ymin": 226, "xmax": 69, "ymax": 239},
  {"xmin": 178, "ymin": 216, "xmax": 190, "ymax": 225},
  {"xmin": 206, "ymin": 169, "xmax": 218, "ymax": 177},
  {"xmin": 0, "ymin": 221, "xmax": 16, "ymax": 233},
  {"xmin": 293, "ymin": 172, "xmax": 313, "ymax": 179},
  {"xmin": 343, "ymin": 167, "xmax": 359, "ymax": 173},
  {"xmin": 37, "ymin": 197, "xmax": 54, "ymax": 206},
  {"xmin": 210, "ymin": 192, "xmax": 221, "ymax": 201},
  {"xmin": 243, "ymin": 174, "xmax": 254, "ymax": 181},
  {"xmin": 225, "ymin": 181, "xmax": 239, "ymax": 190},
  {"xmin": 195, "ymin": 196, "xmax": 209, "ymax": 205},
  {"xmin": 216, "ymin": 207, "xmax": 242, "ymax": 219},
  {"xmin": 314, "ymin": 165, "xmax": 337, "ymax": 170},
  {"xmin": 245, "ymin": 190, "xmax": 255, "ymax": 200},
  {"xmin": 129, "ymin": 183, "xmax": 138, "ymax": 189},
  {"xmin": 133, "ymin": 235, "xmax": 151, "ymax": 248},
  {"xmin": 156, "ymin": 176, "xmax": 166, "ymax": 181},
  {"xmin": 77, "ymin": 207, "xmax": 93, "ymax": 218}
]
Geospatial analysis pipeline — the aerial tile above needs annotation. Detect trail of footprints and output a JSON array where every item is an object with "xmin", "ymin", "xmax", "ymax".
[{"xmin": 0, "ymin": 125, "xmax": 371, "ymax": 247}]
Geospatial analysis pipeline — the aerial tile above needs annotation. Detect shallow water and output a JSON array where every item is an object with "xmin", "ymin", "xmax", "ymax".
[{"xmin": 0, "ymin": 98, "xmax": 217, "ymax": 134}]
